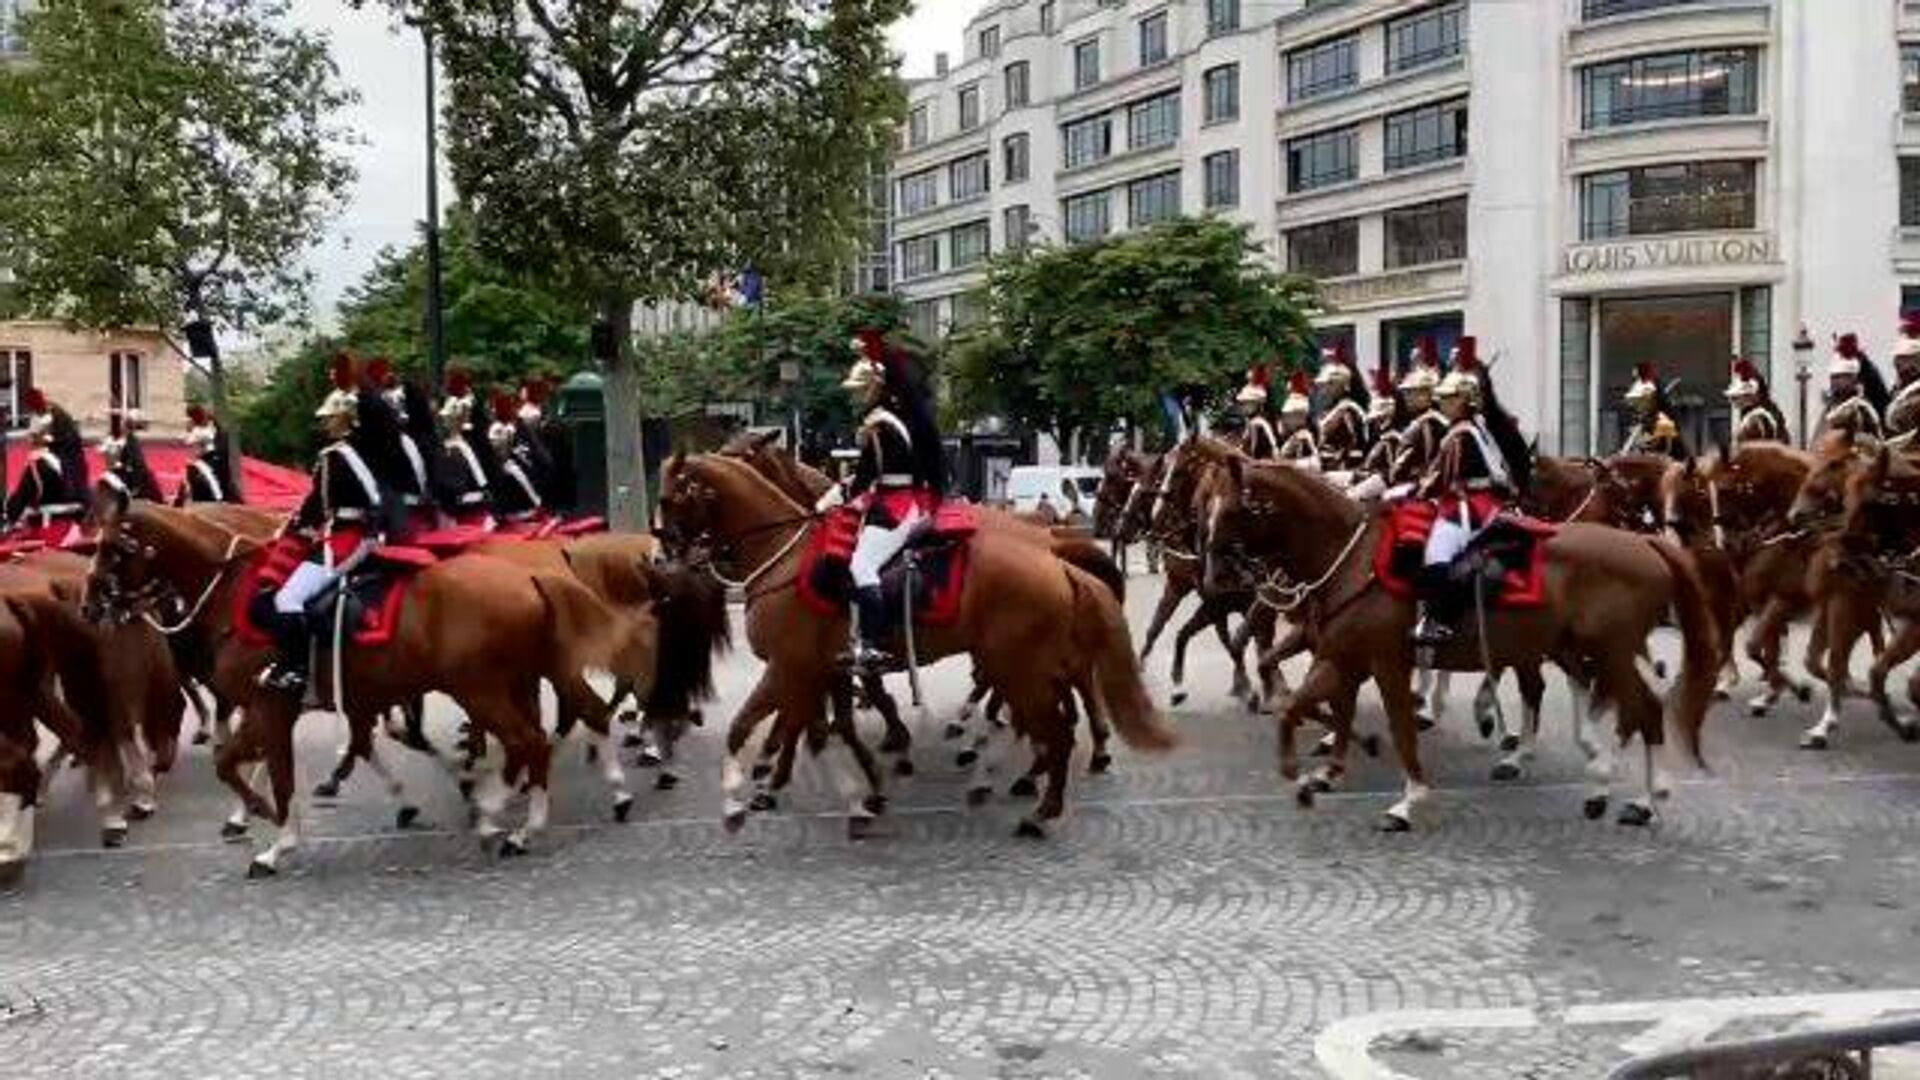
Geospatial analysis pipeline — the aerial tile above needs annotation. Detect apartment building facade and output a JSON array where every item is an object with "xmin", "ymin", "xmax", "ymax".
[{"xmin": 889, "ymin": 0, "xmax": 1920, "ymax": 452}]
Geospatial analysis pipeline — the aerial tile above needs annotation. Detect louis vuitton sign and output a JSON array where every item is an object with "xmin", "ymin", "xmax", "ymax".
[{"xmin": 1561, "ymin": 233, "xmax": 1776, "ymax": 276}]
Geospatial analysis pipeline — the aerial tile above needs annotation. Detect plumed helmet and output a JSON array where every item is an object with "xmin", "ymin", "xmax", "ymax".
[
  {"xmin": 1624, "ymin": 361, "xmax": 1659, "ymax": 407},
  {"xmin": 1830, "ymin": 333, "xmax": 1863, "ymax": 378},
  {"xmin": 841, "ymin": 329, "xmax": 888, "ymax": 393},
  {"xmin": 1896, "ymin": 315, "xmax": 1920, "ymax": 363},
  {"xmin": 488, "ymin": 391, "xmax": 518, "ymax": 451},
  {"xmin": 22, "ymin": 388, "xmax": 52, "ymax": 442},
  {"xmin": 518, "ymin": 376, "xmax": 551, "ymax": 424},
  {"xmin": 1435, "ymin": 337, "xmax": 1482, "ymax": 407},
  {"xmin": 1313, "ymin": 342, "xmax": 1352, "ymax": 390},
  {"xmin": 1368, "ymin": 367, "xmax": 1398, "ymax": 420},
  {"xmin": 1236, "ymin": 363, "xmax": 1272, "ymax": 405},
  {"xmin": 1280, "ymin": 370, "xmax": 1312, "ymax": 416},
  {"xmin": 186, "ymin": 404, "xmax": 219, "ymax": 453},
  {"xmin": 439, "ymin": 366, "xmax": 475, "ymax": 430},
  {"xmin": 1399, "ymin": 337, "xmax": 1441, "ymax": 393},
  {"xmin": 1725, "ymin": 357, "xmax": 1761, "ymax": 401}
]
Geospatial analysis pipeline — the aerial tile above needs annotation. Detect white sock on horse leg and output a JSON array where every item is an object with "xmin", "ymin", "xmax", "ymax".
[{"xmin": 512, "ymin": 787, "xmax": 550, "ymax": 846}]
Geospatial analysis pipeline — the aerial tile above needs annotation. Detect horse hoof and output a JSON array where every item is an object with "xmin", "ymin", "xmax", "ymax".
[
  {"xmin": 1901, "ymin": 722, "xmax": 1920, "ymax": 744},
  {"xmin": 611, "ymin": 797, "xmax": 634, "ymax": 824},
  {"xmin": 847, "ymin": 816, "xmax": 877, "ymax": 842},
  {"xmin": 1359, "ymin": 735, "xmax": 1383, "ymax": 759},
  {"xmin": 1712, "ymin": 687, "xmax": 1730, "ymax": 702},
  {"xmin": 1378, "ymin": 813, "xmax": 1411, "ymax": 834},
  {"xmin": 622, "ymin": 731, "xmax": 644, "ymax": 749},
  {"xmin": 457, "ymin": 779, "xmax": 475, "ymax": 802},
  {"xmin": 943, "ymin": 723, "xmax": 967, "ymax": 741},
  {"xmin": 1170, "ymin": 690, "xmax": 1188, "ymax": 707},
  {"xmin": 1014, "ymin": 819, "xmax": 1046, "ymax": 840},
  {"xmin": 1309, "ymin": 740, "xmax": 1332, "ymax": 759},
  {"xmin": 863, "ymin": 794, "xmax": 888, "ymax": 817},
  {"xmin": 1416, "ymin": 713, "xmax": 1435, "ymax": 732},
  {"xmin": 312, "ymin": 779, "xmax": 341, "ymax": 800},
  {"xmin": 101, "ymin": 825, "xmax": 128, "ymax": 849},
  {"xmin": 127, "ymin": 803, "xmax": 155, "ymax": 822},
  {"xmin": 748, "ymin": 793, "xmax": 777, "ymax": 813},
  {"xmin": 893, "ymin": 758, "xmax": 915, "ymax": 778},
  {"xmin": 0, "ymin": 860, "xmax": 22, "ymax": 890},
  {"xmin": 498, "ymin": 837, "xmax": 529, "ymax": 859},
  {"xmin": 966, "ymin": 786, "xmax": 992, "ymax": 807},
  {"xmin": 1799, "ymin": 732, "xmax": 1830, "ymax": 751},
  {"xmin": 1498, "ymin": 734, "xmax": 1520, "ymax": 754},
  {"xmin": 655, "ymin": 773, "xmax": 680, "ymax": 791},
  {"xmin": 1748, "ymin": 700, "xmax": 1771, "ymax": 718},
  {"xmin": 1617, "ymin": 803, "xmax": 1654, "ymax": 828},
  {"xmin": 1295, "ymin": 784, "xmax": 1316, "ymax": 809},
  {"xmin": 955, "ymin": 749, "xmax": 979, "ymax": 768},
  {"xmin": 1490, "ymin": 762, "xmax": 1522, "ymax": 783},
  {"xmin": 246, "ymin": 860, "xmax": 277, "ymax": 880},
  {"xmin": 722, "ymin": 810, "xmax": 748, "ymax": 835},
  {"xmin": 396, "ymin": 806, "xmax": 422, "ymax": 830},
  {"xmin": 750, "ymin": 763, "xmax": 771, "ymax": 781},
  {"xmin": 1089, "ymin": 753, "xmax": 1113, "ymax": 775},
  {"xmin": 1244, "ymin": 694, "xmax": 1261, "ymax": 715},
  {"xmin": 635, "ymin": 749, "xmax": 662, "ymax": 768},
  {"xmin": 584, "ymin": 745, "xmax": 600, "ymax": 765},
  {"xmin": 220, "ymin": 821, "xmax": 249, "ymax": 842},
  {"xmin": 879, "ymin": 734, "xmax": 912, "ymax": 756},
  {"xmin": 191, "ymin": 731, "xmax": 210, "ymax": 746},
  {"xmin": 1794, "ymin": 684, "xmax": 1814, "ymax": 704},
  {"xmin": 1582, "ymin": 795, "xmax": 1608, "ymax": 821},
  {"xmin": 1009, "ymin": 776, "xmax": 1039, "ymax": 799}
]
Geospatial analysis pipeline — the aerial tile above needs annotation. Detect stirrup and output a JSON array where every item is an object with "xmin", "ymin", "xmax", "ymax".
[
  {"xmin": 846, "ymin": 643, "xmax": 902, "ymax": 676},
  {"xmin": 1412, "ymin": 613, "xmax": 1455, "ymax": 647},
  {"xmin": 257, "ymin": 664, "xmax": 306, "ymax": 695}
]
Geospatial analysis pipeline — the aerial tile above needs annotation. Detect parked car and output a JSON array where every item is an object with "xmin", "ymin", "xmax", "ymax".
[{"xmin": 1005, "ymin": 465, "xmax": 1105, "ymax": 520}]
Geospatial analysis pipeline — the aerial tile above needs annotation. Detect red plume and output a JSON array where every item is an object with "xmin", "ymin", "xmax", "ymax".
[
  {"xmin": 1247, "ymin": 363, "xmax": 1271, "ymax": 390},
  {"xmin": 1902, "ymin": 314, "xmax": 1920, "ymax": 338},
  {"xmin": 855, "ymin": 329, "xmax": 886, "ymax": 361},
  {"xmin": 186, "ymin": 404, "xmax": 211, "ymax": 426},
  {"xmin": 1838, "ymin": 333, "xmax": 1862, "ymax": 358},
  {"xmin": 491, "ymin": 391, "xmax": 517, "ymax": 425},
  {"xmin": 445, "ymin": 367, "xmax": 471, "ymax": 397},
  {"xmin": 21, "ymin": 387, "xmax": 47, "ymax": 415},
  {"xmin": 1635, "ymin": 361, "xmax": 1656, "ymax": 383},
  {"xmin": 329, "ymin": 353, "xmax": 356, "ymax": 391},
  {"xmin": 1288, "ymin": 370, "xmax": 1311, "ymax": 395},
  {"xmin": 1733, "ymin": 358, "xmax": 1758, "ymax": 381},
  {"xmin": 1415, "ymin": 336, "xmax": 1437, "ymax": 365},
  {"xmin": 521, "ymin": 377, "xmax": 553, "ymax": 406},
  {"xmin": 367, "ymin": 357, "xmax": 396, "ymax": 388},
  {"xmin": 1372, "ymin": 366, "xmax": 1396, "ymax": 396},
  {"xmin": 1453, "ymin": 337, "xmax": 1481, "ymax": 373}
]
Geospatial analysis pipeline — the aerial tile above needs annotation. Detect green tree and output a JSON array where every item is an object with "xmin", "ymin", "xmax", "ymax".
[
  {"xmin": 0, "ymin": 0, "xmax": 357, "ymax": 430},
  {"xmin": 375, "ymin": 0, "xmax": 908, "ymax": 527},
  {"xmin": 946, "ymin": 218, "xmax": 1320, "ymax": 456}
]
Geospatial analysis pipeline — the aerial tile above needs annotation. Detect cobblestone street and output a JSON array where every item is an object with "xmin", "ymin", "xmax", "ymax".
[{"xmin": 6, "ymin": 578, "xmax": 1920, "ymax": 1079}]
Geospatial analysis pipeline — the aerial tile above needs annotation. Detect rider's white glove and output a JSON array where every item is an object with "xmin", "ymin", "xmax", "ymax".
[{"xmin": 813, "ymin": 484, "xmax": 845, "ymax": 513}]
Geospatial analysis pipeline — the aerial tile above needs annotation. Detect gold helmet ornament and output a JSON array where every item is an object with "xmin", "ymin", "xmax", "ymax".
[
  {"xmin": 1279, "ymin": 370, "xmax": 1313, "ymax": 418},
  {"xmin": 314, "ymin": 353, "xmax": 360, "ymax": 426},
  {"xmin": 1235, "ymin": 363, "xmax": 1272, "ymax": 406},
  {"xmin": 1624, "ymin": 362, "xmax": 1660, "ymax": 412},
  {"xmin": 1724, "ymin": 358, "xmax": 1761, "ymax": 404},
  {"xmin": 1435, "ymin": 336, "xmax": 1483, "ymax": 408},
  {"xmin": 1829, "ymin": 333, "xmax": 1864, "ymax": 379},
  {"xmin": 1367, "ymin": 366, "xmax": 1398, "ymax": 422},
  {"xmin": 1398, "ymin": 337, "xmax": 1441, "ymax": 394},
  {"xmin": 841, "ymin": 329, "xmax": 888, "ymax": 395},
  {"xmin": 1313, "ymin": 342, "xmax": 1353, "ymax": 391}
]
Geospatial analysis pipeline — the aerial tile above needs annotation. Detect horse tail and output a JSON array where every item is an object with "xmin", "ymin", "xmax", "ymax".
[
  {"xmin": 1649, "ymin": 537, "xmax": 1719, "ymax": 770},
  {"xmin": 530, "ymin": 572, "xmax": 645, "ymax": 685},
  {"xmin": 1069, "ymin": 566, "xmax": 1174, "ymax": 752},
  {"xmin": 1051, "ymin": 534, "xmax": 1125, "ymax": 602},
  {"xmin": 636, "ymin": 560, "xmax": 731, "ymax": 718}
]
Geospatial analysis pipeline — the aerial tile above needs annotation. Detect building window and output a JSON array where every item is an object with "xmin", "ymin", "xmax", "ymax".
[
  {"xmin": 951, "ymin": 220, "xmax": 992, "ymax": 268},
  {"xmin": 950, "ymin": 152, "xmax": 990, "ymax": 202},
  {"xmin": 951, "ymin": 291, "xmax": 988, "ymax": 331},
  {"xmin": 1139, "ymin": 11, "xmax": 1168, "ymax": 66},
  {"xmin": 1127, "ymin": 90, "xmax": 1180, "ymax": 150},
  {"xmin": 1906, "ymin": 45, "xmax": 1920, "ymax": 113},
  {"xmin": 958, "ymin": 84, "xmax": 981, "ymax": 131},
  {"xmin": 0, "ymin": 348, "xmax": 31, "ymax": 430},
  {"xmin": 907, "ymin": 299, "xmax": 941, "ymax": 341},
  {"xmin": 1386, "ymin": 2, "xmax": 1464, "ymax": 74},
  {"xmin": 1286, "ymin": 126, "xmax": 1358, "ymax": 192},
  {"xmin": 898, "ymin": 235, "xmax": 941, "ymax": 280},
  {"xmin": 1129, "ymin": 171, "xmax": 1182, "ymax": 227},
  {"xmin": 1584, "ymin": 0, "xmax": 1707, "ymax": 19},
  {"xmin": 1204, "ymin": 150, "xmax": 1239, "ymax": 209},
  {"xmin": 1062, "ymin": 114, "xmax": 1112, "ymax": 168},
  {"xmin": 1582, "ymin": 49, "xmax": 1758, "ymax": 129},
  {"xmin": 1384, "ymin": 197, "xmax": 1467, "ymax": 268},
  {"xmin": 1286, "ymin": 218, "xmax": 1359, "ymax": 278},
  {"xmin": 1286, "ymin": 36, "xmax": 1357, "ymax": 102},
  {"xmin": 1005, "ymin": 204, "xmax": 1033, "ymax": 249},
  {"xmin": 1383, "ymin": 97, "xmax": 1468, "ymax": 171},
  {"xmin": 1003, "ymin": 133, "xmax": 1030, "ymax": 183},
  {"xmin": 1203, "ymin": 64, "xmax": 1239, "ymax": 124},
  {"xmin": 979, "ymin": 25, "xmax": 1001, "ymax": 60},
  {"xmin": 897, "ymin": 169, "xmax": 938, "ymax": 214},
  {"xmin": 1580, "ymin": 160, "xmax": 1757, "ymax": 239},
  {"xmin": 1208, "ymin": 0, "xmax": 1240, "ymax": 35},
  {"xmin": 908, "ymin": 105, "xmax": 929, "ymax": 148},
  {"xmin": 110, "ymin": 351, "xmax": 145, "ymax": 414},
  {"xmin": 1005, "ymin": 61, "xmax": 1031, "ymax": 108},
  {"xmin": 1903, "ymin": 158, "xmax": 1920, "ymax": 228},
  {"xmin": 1064, "ymin": 190, "xmax": 1112, "ymax": 242},
  {"xmin": 1041, "ymin": 1, "xmax": 1056, "ymax": 33},
  {"xmin": 1074, "ymin": 39, "xmax": 1101, "ymax": 90}
]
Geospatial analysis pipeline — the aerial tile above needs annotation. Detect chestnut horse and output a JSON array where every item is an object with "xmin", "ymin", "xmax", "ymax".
[
  {"xmin": 1528, "ymin": 454, "xmax": 1675, "ymax": 531},
  {"xmin": 1201, "ymin": 449, "xmax": 1719, "ymax": 829},
  {"xmin": 1837, "ymin": 446, "xmax": 1920, "ymax": 739},
  {"xmin": 87, "ymin": 496, "xmax": 663, "ymax": 875},
  {"xmin": 657, "ymin": 453, "xmax": 1173, "ymax": 838}
]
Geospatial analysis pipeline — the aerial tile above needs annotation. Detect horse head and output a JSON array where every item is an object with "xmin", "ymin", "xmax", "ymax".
[
  {"xmin": 656, "ymin": 453, "xmax": 804, "ymax": 578},
  {"xmin": 1839, "ymin": 443, "xmax": 1920, "ymax": 546},
  {"xmin": 1788, "ymin": 431, "xmax": 1861, "ymax": 529},
  {"xmin": 1199, "ymin": 454, "xmax": 1264, "ymax": 594},
  {"xmin": 1149, "ymin": 437, "xmax": 1235, "ymax": 551},
  {"xmin": 83, "ymin": 477, "xmax": 150, "ymax": 623},
  {"xmin": 1204, "ymin": 454, "xmax": 1362, "ymax": 600}
]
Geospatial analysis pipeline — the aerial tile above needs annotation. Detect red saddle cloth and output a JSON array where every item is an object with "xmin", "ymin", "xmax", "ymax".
[
  {"xmin": 4, "ymin": 521, "xmax": 92, "ymax": 553},
  {"xmin": 0, "ymin": 538, "xmax": 45, "ymax": 560},
  {"xmin": 1375, "ymin": 500, "xmax": 1557, "ymax": 609},
  {"xmin": 796, "ymin": 502, "xmax": 979, "ymax": 625},
  {"xmin": 234, "ymin": 535, "xmax": 425, "ymax": 648},
  {"xmin": 403, "ymin": 525, "xmax": 498, "ymax": 559}
]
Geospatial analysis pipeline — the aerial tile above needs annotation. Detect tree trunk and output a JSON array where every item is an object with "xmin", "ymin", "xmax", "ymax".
[
  {"xmin": 186, "ymin": 298, "xmax": 246, "ymax": 501},
  {"xmin": 599, "ymin": 294, "xmax": 647, "ymax": 530}
]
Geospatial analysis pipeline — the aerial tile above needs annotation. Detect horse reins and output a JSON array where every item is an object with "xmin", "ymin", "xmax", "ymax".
[
  {"xmin": 139, "ymin": 534, "xmax": 246, "ymax": 635},
  {"xmin": 695, "ymin": 510, "xmax": 820, "ymax": 599},
  {"xmin": 1254, "ymin": 516, "xmax": 1371, "ymax": 615}
]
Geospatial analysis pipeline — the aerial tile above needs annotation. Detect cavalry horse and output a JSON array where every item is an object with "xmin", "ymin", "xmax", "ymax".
[
  {"xmin": 656, "ymin": 453, "xmax": 1173, "ymax": 839},
  {"xmin": 1196, "ymin": 443, "xmax": 1719, "ymax": 829},
  {"xmin": 1529, "ymin": 454, "xmax": 1676, "ymax": 531},
  {"xmin": 86, "ymin": 494, "xmax": 667, "ymax": 876},
  {"xmin": 1836, "ymin": 446, "xmax": 1920, "ymax": 740}
]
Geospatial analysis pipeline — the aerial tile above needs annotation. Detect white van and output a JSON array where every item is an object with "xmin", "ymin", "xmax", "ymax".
[{"xmin": 1005, "ymin": 465, "xmax": 1105, "ymax": 517}]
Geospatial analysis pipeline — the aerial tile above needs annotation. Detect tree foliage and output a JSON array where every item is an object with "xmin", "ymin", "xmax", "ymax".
[
  {"xmin": 0, "ymin": 0, "xmax": 356, "ymax": 407},
  {"xmin": 946, "ymin": 219, "xmax": 1320, "ymax": 452},
  {"xmin": 373, "ymin": 0, "xmax": 909, "ymax": 525}
]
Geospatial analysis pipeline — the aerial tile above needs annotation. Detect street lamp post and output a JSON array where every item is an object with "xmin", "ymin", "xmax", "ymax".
[
  {"xmin": 1792, "ymin": 323, "xmax": 1815, "ymax": 447},
  {"xmin": 422, "ymin": 23, "xmax": 448, "ymax": 390}
]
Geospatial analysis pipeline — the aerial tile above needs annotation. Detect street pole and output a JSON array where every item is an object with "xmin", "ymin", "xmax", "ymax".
[
  {"xmin": 422, "ymin": 23, "xmax": 448, "ymax": 390},
  {"xmin": 1792, "ymin": 323, "xmax": 1814, "ymax": 448}
]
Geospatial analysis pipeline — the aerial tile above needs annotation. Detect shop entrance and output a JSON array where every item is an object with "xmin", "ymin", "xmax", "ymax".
[{"xmin": 1597, "ymin": 293, "xmax": 1733, "ymax": 454}]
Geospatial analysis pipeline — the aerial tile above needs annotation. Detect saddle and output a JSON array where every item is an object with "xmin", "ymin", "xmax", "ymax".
[
  {"xmin": 236, "ymin": 536, "xmax": 424, "ymax": 649},
  {"xmin": 796, "ymin": 503, "xmax": 979, "ymax": 627},
  {"xmin": 1376, "ymin": 501, "xmax": 1555, "ymax": 610}
]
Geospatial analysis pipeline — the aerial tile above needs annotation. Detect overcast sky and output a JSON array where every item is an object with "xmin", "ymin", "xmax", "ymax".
[{"xmin": 298, "ymin": 2, "xmax": 987, "ymax": 327}]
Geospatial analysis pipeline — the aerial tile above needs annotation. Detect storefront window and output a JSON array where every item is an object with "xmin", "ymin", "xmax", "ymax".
[
  {"xmin": 1597, "ymin": 293, "xmax": 1732, "ymax": 452},
  {"xmin": 1381, "ymin": 313, "xmax": 1463, "ymax": 374},
  {"xmin": 1580, "ymin": 160, "xmax": 1756, "ymax": 239}
]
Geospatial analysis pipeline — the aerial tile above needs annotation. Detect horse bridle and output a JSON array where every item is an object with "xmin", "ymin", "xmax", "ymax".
[
  {"xmin": 88, "ymin": 524, "xmax": 247, "ymax": 634},
  {"xmin": 661, "ymin": 479, "xmax": 818, "ymax": 599}
]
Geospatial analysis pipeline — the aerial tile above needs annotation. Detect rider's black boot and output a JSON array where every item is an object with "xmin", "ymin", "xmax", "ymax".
[
  {"xmin": 259, "ymin": 612, "xmax": 309, "ymax": 694},
  {"xmin": 1412, "ymin": 564, "xmax": 1458, "ymax": 646},
  {"xmin": 850, "ymin": 585, "xmax": 897, "ymax": 673}
]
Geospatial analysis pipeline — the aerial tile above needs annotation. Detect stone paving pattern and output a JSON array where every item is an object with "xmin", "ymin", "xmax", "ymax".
[{"xmin": 6, "ymin": 578, "xmax": 1920, "ymax": 1078}]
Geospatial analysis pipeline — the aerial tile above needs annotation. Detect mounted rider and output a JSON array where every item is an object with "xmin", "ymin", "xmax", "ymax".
[
  {"xmin": 176, "ymin": 404, "xmax": 241, "ymax": 506},
  {"xmin": 99, "ymin": 406, "xmax": 164, "ymax": 503},
  {"xmin": 259, "ymin": 355, "xmax": 395, "ymax": 694},
  {"xmin": 432, "ymin": 367, "xmax": 495, "ymax": 529},
  {"xmin": 1392, "ymin": 338, "xmax": 1448, "ymax": 486},
  {"xmin": 1887, "ymin": 316, "xmax": 1920, "ymax": 444},
  {"xmin": 816, "ymin": 328, "xmax": 947, "ymax": 673},
  {"xmin": 1276, "ymin": 371, "xmax": 1320, "ymax": 466},
  {"xmin": 369, "ymin": 358, "xmax": 438, "ymax": 539},
  {"xmin": 1619, "ymin": 362, "xmax": 1689, "ymax": 460},
  {"xmin": 1412, "ymin": 336, "xmax": 1530, "ymax": 645},
  {"xmin": 1821, "ymin": 332, "xmax": 1888, "ymax": 446},
  {"xmin": 4, "ymin": 390, "xmax": 89, "ymax": 548},
  {"xmin": 1725, "ymin": 357, "xmax": 1786, "ymax": 448},
  {"xmin": 1313, "ymin": 342, "xmax": 1370, "ymax": 472},
  {"xmin": 1236, "ymin": 365, "xmax": 1278, "ymax": 461},
  {"xmin": 1360, "ymin": 366, "xmax": 1405, "ymax": 481},
  {"xmin": 487, "ymin": 390, "xmax": 550, "ymax": 529}
]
